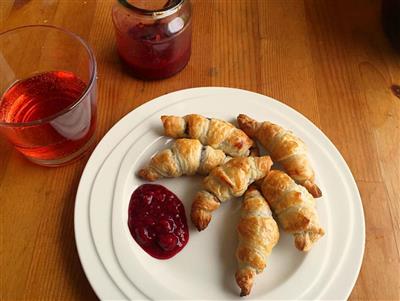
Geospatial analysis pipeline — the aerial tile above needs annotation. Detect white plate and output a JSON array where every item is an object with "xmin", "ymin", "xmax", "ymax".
[{"xmin": 75, "ymin": 87, "xmax": 365, "ymax": 300}]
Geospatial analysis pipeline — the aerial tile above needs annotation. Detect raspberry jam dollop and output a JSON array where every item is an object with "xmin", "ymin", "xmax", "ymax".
[{"xmin": 128, "ymin": 184, "xmax": 189, "ymax": 259}]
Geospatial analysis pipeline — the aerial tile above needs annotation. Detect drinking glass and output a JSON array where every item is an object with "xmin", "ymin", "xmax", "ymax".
[{"xmin": 0, "ymin": 25, "xmax": 97, "ymax": 166}]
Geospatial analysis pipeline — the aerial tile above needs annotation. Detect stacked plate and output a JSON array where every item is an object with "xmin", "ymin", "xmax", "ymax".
[{"xmin": 74, "ymin": 87, "xmax": 365, "ymax": 300}]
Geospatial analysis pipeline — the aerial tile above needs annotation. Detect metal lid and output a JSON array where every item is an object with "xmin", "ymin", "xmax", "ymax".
[{"xmin": 118, "ymin": 0, "xmax": 185, "ymax": 19}]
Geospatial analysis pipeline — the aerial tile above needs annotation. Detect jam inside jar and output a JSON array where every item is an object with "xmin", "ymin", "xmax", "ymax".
[{"xmin": 112, "ymin": 0, "xmax": 192, "ymax": 80}]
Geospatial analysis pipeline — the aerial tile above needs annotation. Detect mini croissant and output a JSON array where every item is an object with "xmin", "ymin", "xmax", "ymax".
[
  {"xmin": 235, "ymin": 186, "xmax": 279, "ymax": 296},
  {"xmin": 138, "ymin": 139, "xmax": 227, "ymax": 181},
  {"xmin": 161, "ymin": 114, "xmax": 254, "ymax": 157},
  {"xmin": 191, "ymin": 156, "xmax": 273, "ymax": 231},
  {"xmin": 237, "ymin": 114, "xmax": 322, "ymax": 198},
  {"xmin": 260, "ymin": 170, "xmax": 325, "ymax": 251}
]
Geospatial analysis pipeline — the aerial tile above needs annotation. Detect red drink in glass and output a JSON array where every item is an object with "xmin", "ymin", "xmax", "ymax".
[
  {"xmin": 0, "ymin": 71, "xmax": 96, "ymax": 161},
  {"xmin": 0, "ymin": 25, "xmax": 97, "ymax": 166}
]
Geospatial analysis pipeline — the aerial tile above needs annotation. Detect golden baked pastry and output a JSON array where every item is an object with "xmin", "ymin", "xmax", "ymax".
[
  {"xmin": 237, "ymin": 114, "xmax": 322, "ymax": 198},
  {"xmin": 191, "ymin": 156, "xmax": 273, "ymax": 231},
  {"xmin": 138, "ymin": 139, "xmax": 227, "ymax": 181},
  {"xmin": 235, "ymin": 186, "xmax": 279, "ymax": 296},
  {"xmin": 260, "ymin": 170, "xmax": 325, "ymax": 251},
  {"xmin": 161, "ymin": 114, "xmax": 254, "ymax": 157}
]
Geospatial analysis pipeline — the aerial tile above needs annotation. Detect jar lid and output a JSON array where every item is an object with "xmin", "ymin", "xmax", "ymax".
[{"xmin": 119, "ymin": 0, "xmax": 185, "ymax": 19}]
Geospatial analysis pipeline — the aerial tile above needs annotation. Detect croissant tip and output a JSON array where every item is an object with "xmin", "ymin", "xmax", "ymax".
[
  {"xmin": 294, "ymin": 227, "xmax": 325, "ymax": 251},
  {"xmin": 294, "ymin": 238, "xmax": 308, "ymax": 252},
  {"xmin": 138, "ymin": 169, "xmax": 157, "ymax": 181},
  {"xmin": 303, "ymin": 181, "xmax": 322, "ymax": 198},
  {"xmin": 190, "ymin": 211, "xmax": 211, "ymax": 231},
  {"xmin": 312, "ymin": 185, "xmax": 322, "ymax": 198},
  {"xmin": 236, "ymin": 114, "xmax": 249, "ymax": 125},
  {"xmin": 194, "ymin": 220, "xmax": 210, "ymax": 231},
  {"xmin": 138, "ymin": 169, "xmax": 146, "ymax": 179},
  {"xmin": 237, "ymin": 113, "xmax": 251, "ymax": 119},
  {"xmin": 236, "ymin": 114, "xmax": 254, "ymax": 130}
]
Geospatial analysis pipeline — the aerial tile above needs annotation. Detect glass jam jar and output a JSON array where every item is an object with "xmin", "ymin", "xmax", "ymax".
[{"xmin": 112, "ymin": 0, "xmax": 192, "ymax": 80}]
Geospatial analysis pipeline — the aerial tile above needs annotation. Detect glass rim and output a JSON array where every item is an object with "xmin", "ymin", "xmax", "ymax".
[
  {"xmin": 0, "ymin": 24, "xmax": 97, "ymax": 128},
  {"xmin": 118, "ymin": 0, "xmax": 185, "ymax": 19}
]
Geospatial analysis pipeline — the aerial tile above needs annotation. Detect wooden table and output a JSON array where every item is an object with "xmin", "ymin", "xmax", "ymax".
[{"xmin": 1, "ymin": 0, "xmax": 399, "ymax": 300}]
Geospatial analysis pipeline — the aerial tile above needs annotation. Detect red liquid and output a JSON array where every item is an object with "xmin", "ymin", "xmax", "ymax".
[
  {"xmin": 128, "ymin": 184, "xmax": 189, "ymax": 259},
  {"xmin": 0, "ymin": 71, "xmax": 96, "ymax": 163},
  {"xmin": 113, "ymin": 20, "xmax": 192, "ymax": 80}
]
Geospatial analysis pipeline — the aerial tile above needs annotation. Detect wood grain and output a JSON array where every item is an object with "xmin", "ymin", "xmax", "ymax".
[
  {"xmin": 350, "ymin": 181, "xmax": 400, "ymax": 300},
  {"xmin": 1, "ymin": 0, "xmax": 399, "ymax": 300}
]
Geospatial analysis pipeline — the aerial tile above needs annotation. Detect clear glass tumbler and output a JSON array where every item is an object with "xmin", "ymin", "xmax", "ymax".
[{"xmin": 0, "ymin": 25, "xmax": 97, "ymax": 166}]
